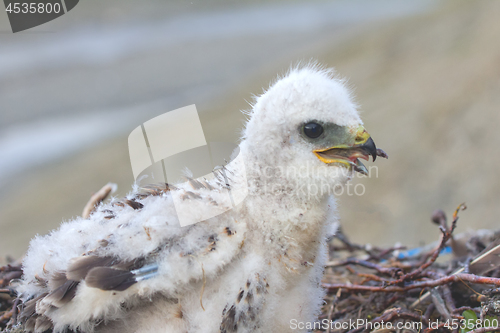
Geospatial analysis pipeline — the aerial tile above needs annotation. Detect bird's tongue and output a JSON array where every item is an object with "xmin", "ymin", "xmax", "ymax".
[
  {"xmin": 353, "ymin": 158, "xmax": 369, "ymax": 175},
  {"xmin": 317, "ymin": 146, "xmax": 372, "ymax": 163},
  {"xmin": 316, "ymin": 146, "xmax": 388, "ymax": 175}
]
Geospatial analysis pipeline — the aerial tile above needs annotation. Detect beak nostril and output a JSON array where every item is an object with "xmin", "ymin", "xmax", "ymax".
[
  {"xmin": 354, "ymin": 127, "xmax": 370, "ymax": 145},
  {"xmin": 355, "ymin": 136, "xmax": 366, "ymax": 144}
]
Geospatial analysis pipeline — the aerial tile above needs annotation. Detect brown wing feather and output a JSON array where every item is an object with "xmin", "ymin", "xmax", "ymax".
[
  {"xmin": 85, "ymin": 267, "xmax": 136, "ymax": 291},
  {"xmin": 24, "ymin": 316, "xmax": 36, "ymax": 332},
  {"xmin": 48, "ymin": 271, "xmax": 69, "ymax": 290},
  {"xmin": 19, "ymin": 293, "xmax": 47, "ymax": 322},
  {"xmin": 66, "ymin": 256, "xmax": 115, "ymax": 281},
  {"xmin": 139, "ymin": 183, "xmax": 176, "ymax": 196},
  {"xmin": 187, "ymin": 178, "xmax": 205, "ymax": 190},
  {"xmin": 43, "ymin": 280, "xmax": 79, "ymax": 308},
  {"xmin": 35, "ymin": 315, "xmax": 53, "ymax": 332},
  {"xmin": 124, "ymin": 199, "xmax": 144, "ymax": 210}
]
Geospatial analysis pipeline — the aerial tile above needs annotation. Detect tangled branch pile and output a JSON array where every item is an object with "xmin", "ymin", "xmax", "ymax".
[
  {"xmin": 0, "ymin": 263, "xmax": 21, "ymax": 332},
  {"xmin": 319, "ymin": 204, "xmax": 500, "ymax": 333}
]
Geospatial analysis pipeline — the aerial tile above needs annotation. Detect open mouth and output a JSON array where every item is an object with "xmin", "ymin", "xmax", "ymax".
[{"xmin": 314, "ymin": 137, "xmax": 388, "ymax": 175}]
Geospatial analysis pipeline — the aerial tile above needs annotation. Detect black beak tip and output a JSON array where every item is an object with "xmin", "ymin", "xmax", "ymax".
[{"xmin": 365, "ymin": 137, "xmax": 377, "ymax": 161}]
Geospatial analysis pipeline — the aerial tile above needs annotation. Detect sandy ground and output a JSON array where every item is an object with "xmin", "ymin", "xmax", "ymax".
[
  {"xmin": 329, "ymin": 0, "xmax": 500, "ymax": 247},
  {"xmin": 1, "ymin": 0, "xmax": 499, "ymax": 260}
]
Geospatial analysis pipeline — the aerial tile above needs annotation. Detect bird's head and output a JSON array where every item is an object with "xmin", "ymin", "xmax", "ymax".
[{"xmin": 241, "ymin": 66, "xmax": 386, "ymax": 199}]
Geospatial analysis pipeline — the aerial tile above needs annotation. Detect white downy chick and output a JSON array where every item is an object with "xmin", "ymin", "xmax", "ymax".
[{"xmin": 16, "ymin": 65, "xmax": 387, "ymax": 333}]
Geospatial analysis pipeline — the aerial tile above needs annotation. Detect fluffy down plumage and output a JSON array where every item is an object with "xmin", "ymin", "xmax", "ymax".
[{"xmin": 16, "ymin": 65, "xmax": 384, "ymax": 333}]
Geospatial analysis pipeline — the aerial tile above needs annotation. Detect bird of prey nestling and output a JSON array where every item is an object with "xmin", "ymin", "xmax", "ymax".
[{"xmin": 16, "ymin": 66, "xmax": 387, "ymax": 333}]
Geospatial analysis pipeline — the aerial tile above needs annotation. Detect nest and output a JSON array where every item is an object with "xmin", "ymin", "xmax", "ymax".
[
  {"xmin": 317, "ymin": 204, "xmax": 500, "ymax": 333},
  {"xmin": 3, "ymin": 204, "xmax": 500, "ymax": 333},
  {"xmin": 0, "ymin": 263, "xmax": 22, "ymax": 332}
]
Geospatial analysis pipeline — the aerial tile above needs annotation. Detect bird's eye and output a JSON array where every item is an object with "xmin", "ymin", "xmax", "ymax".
[{"xmin": 303, "ymin": 122, "xmax": 324, "ymax": 139}]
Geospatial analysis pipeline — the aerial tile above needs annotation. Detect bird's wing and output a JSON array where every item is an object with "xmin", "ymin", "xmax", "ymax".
[{"xmin": 18, "ymin": 178, "xmax": 247, "ymax": 332}]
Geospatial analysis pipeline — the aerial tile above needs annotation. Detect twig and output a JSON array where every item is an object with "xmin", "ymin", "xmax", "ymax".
[
  {"xmin": 359, "ymin": 273, "xmax": 391, "ymax": 284},
  {"xmin": 0, "ymin": 265, "xmax": 22, "ymax": 273},
  {"xmin": 10, "ymin": 298, "xmax": 20, "ymax": 327},
  {"xmin": 325, "ymin": 303, "xmax": 335, "ymax": 333},
  {"xmin": 367, "ymin": 246, "xmax": 407, "ymax": 261},
  {"xmin": 423, "ymin": 303, "xmax": 435, "ymax": 324},
  {"xmin": 332, "ymin": 229, "xmax": 366, "ymax": 253},
  {"xmin": 0, "ymin": 308, "xmax": 13, "ymax": 323},
  {"xmin": 327, "ymin": 258, "xmax": 400, "ymax": 277},
  {"xmin": 0, "ymin": 270, "xmax": 23, "ymax": 286},
  {"xmin": 453, "ymin": 306, "xmax": 480, "ymax": 314},
  {"xmin": 326, "ymin": 289, "xmax": 341, "ymax": 333},
  {"xmin": 389, "ymin": 204, "xmax": 466, "ymax": 285},
  {"xmin": 430, "ymin": 288, "xmax": 452, "ymax": 321},
  {"xmin": 441, "ymin": 285, "xmax": 456, "ymax": 312},
  {"xmin": 392, "ymin": 228, "xmax": 450, "ymax": 283},
  {"xmin": 323, "ymin": 273, "xmax": 500, "ymax": 292}
]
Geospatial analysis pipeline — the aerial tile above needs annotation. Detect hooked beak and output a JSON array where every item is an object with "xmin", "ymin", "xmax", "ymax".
[{"xmin": 313, "ymin": 126, "xmax": 388, "ymax": 175}]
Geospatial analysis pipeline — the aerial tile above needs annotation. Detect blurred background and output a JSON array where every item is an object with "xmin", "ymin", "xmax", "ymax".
[{"xmin": 1, "ymin": 0, "xmax": 499, "ymax": 260}]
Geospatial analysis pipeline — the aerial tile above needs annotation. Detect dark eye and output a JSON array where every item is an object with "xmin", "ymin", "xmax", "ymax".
[{"xmin": 303, "ymin": 122, "xmax": 324, "ymax": 139}]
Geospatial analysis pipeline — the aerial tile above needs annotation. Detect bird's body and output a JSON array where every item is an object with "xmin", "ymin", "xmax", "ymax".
[{"xmin": 17, "ymin": 66, "xmax": 386, "ymax": 333}]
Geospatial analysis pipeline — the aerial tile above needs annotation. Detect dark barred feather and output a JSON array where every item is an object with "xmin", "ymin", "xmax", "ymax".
[
  {"xmin": 85, "ymin": 267, "xmax": 136, "ymax": 291},
  {"xmin": 201, "ymin": 179, "xmax": 215, "ymax": 191},
  {"xmin": 35, "ymin": 315, "xmax": 53, "ymax": 332},
  {"xmin": 181, "ymin": 191, "xmax": 202, "ymax": 200},
  {"xmin": 124, "ymin": 199, "xmax": 144, "ymax": 210},
  {"xmin": 25, "ymin": 316, "xmax": 36, "ymax": 332},
  {"xmin": 44, "ymin": 280, "xmax": 79, "ymax": 308},
  {"xmin": 17, "ymin": 178, "xmax": 219, "ymax": 332},
  {"xmin": 67, "ymin": 256, "xmax": 116, "ymax": 281},
  {"xmin": 109, "ymin": 182, "xmax": 177, "ymax": 213},
  {"xmin": 139, "ymin": 183, "xmax": 176, "ymax": 196},
  {"xmin": 19, "ymin": 293, "xmax": 47, "ymax": 322},
  {"xmin": 101, "ymin": 180, "xmax": 217, "ymax": 223},
  {"xmin": 187, "ymin": 178, "xmax": 205, "ymax": 190},
  {"xmin": 48, "ymin": 271, "xmax": 69, "ymax": 290}
]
